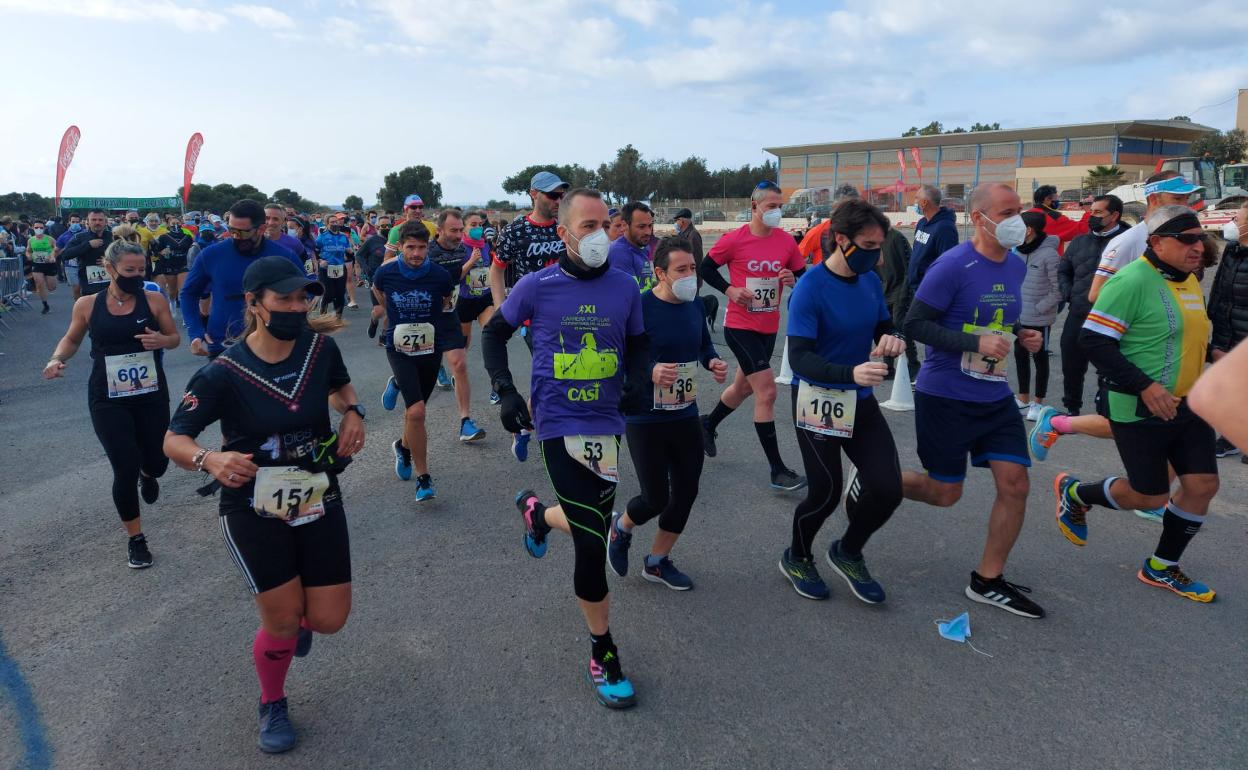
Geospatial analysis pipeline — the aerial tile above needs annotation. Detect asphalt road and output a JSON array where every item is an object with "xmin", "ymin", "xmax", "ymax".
[{"xmin": 0, "ymin": 287, "xmax": 1245, "ymax": 770}]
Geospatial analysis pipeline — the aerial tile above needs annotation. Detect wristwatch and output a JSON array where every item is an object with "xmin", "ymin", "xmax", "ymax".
[{"xmin": 344, "ymin": 404, "xmax": 366, "ymax": 420}]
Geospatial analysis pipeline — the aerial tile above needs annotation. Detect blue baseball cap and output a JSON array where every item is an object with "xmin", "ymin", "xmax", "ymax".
[
  {"xmin": 1144, "ymin": 175, "xmax": 1203, "ymax": 197},
  {"xmin": 403, "ymin": 194, "xmax": 424, "ymax": 208},
  {"xmin": 529, "ymin": 171, "xmax": 569, "ymax": 193}
]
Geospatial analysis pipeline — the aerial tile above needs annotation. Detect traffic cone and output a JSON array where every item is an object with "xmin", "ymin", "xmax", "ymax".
[
  {"xmin": 881, "ymin": 355, "xmax": 915, "ymax": 411},
  {"xmin": 775, "ymin": 338, "xmax": 793, "ymax": 385}
]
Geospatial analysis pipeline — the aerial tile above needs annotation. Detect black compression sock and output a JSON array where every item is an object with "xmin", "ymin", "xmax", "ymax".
[
  {"xmin": 1155, "ymin": 503, "xmax": 1203, "ymax": 563},
  {"xmin": 1072, "ymin": 477, "xmax": 1119, "ymax": 509},
  {"xmin": 754, "ymin": 421, "xmax": 785, "ymax": 473},
  {"xmin": 707, "ymin": 400, "xmax": 735, "ymax": 431},
  {"xmin": 590, "ymin": 630, "xmax": 615, "ymax": 661}
]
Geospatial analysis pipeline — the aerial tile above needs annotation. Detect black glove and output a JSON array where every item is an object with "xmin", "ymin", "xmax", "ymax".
[
  {"xmin": 497, "ymin": 384, "xmax": 534, "ymax": 433},
  {"xmin": 619, "ymin": 380, "xmax": 647, "ymax": 416}
]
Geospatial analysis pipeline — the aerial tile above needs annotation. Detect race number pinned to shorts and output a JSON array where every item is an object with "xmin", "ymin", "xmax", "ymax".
[
  {"xmin": 327, "ymin": 264, "xmax": 344, "ymax": 279},
  {"xmin": 796, "ymin": 380, "xmax": 856, "ymax": 438},
  {"xmin": 253, "ymin": 466, "xmax": 329, "ymax": 526},
  {"xmin": 653, "ymin": 361, "xmax": 697, "ymax": 411},
  {"xmin": 466, "ymin": 266, "xmax": 490, "ymax": 296},
  {"xmin": 393, "ymin": 322, "xmax": 435, "ymax": 356},
  {"xmin": 304, "ymin": 258, "xmax": 317, "ymax": 276},
  {"xmin": 564, "ymin": 434, "xmax": 619, "ymax": 483},
  {"xmin": 105, "ymin": 351, "xmax": 159, "ymax": 398},
  {"xmin": 86, "ymin": 265, "xmax": 109, "ymax": 285},
  {"xmin": 746, "ymin": 277, "xmax": 779, "ymax": 313},
  {"xmin": 30, "ymin": 252, "xmax": 50, "ymax": 264},
  {"xmin": 961, "ymin": 329, "xmax": 1016, "ymax": 382}
]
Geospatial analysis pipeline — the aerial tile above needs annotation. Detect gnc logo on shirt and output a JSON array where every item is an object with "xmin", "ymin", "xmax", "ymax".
[{"xmin": 746, "ymin": 260, "xmax": 783, "ymax": 272}]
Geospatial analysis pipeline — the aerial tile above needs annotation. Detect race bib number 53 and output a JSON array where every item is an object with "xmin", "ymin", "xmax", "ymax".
[
  {"xmin": 253, "ymin": 466, "xmax": 329, "ymax": 526},
  {"xmin": 564, "ymin": 435, "xmax": 619, "ymax": 483}
]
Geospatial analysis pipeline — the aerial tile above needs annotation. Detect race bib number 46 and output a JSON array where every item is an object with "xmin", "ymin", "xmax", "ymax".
[
  {"xmin": 105, "ymin": 351, "xmax": 159, "ymax": 398},
  {"xmin": 746, "ymin": 276, "xmax": 779, "ymax": 313},
  {"xmin": 564, "ymin": 434, "xmax": 619, "ymax": 483},
  {"xmin": 253, "ymin": 466, "xmax": 329, "ymax": 526},
  {"xmin": 653, "ymin": 362, "xmax": 697, "ymax": 411},
  {"xmin": 961, "ymin": 328, "xmax": 1016, "ymax": 382},
  {"xmin": 796, "ymin": 380, "xmax": 856, "ymax": 438},
  {"xmin": 393, "ymin": 322, "xmax": 435, "ymax": 356},
  {"xmin": 466, "ymin": 266, "xmax": 490, "ymax": 295}
]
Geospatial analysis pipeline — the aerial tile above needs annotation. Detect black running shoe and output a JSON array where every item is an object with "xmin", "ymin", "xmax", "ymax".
[
  {"xmin": 965, "ymin": 572, "xmax": 1044, "ymax": 618},
  {"xmin": 1214, "ymin": 437, "xmax": 1240, "ymax": 458},
  {"xmin": 127, "ymin": 535, "xmax": 153, "ymax": 569},
  {"xmin": 769, "ymin": 467, "xmax": 807, "ymax": 492},
  {"xmin": 367, "ymin": 318, "xmax": 379, "ymax": 339},
  {"xmin": 257, "ymin": 697, "xmax": 297, "ymax": 753},
  {"xmin": 700, "ymin": 416, "xmax": 718, "ymax": 458},
  {"xmin": 294, "ymin": 626, "xmax": 313, "ymax": 658},
  {"xmin": 139, "ymin": 474, "xmax": 160, "ymax": 504}
]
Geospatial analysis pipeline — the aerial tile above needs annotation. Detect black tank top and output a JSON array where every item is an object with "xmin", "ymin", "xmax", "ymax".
[{"xmin": 88, "ymin": 290, "xmax": 168, "ymax": 406}]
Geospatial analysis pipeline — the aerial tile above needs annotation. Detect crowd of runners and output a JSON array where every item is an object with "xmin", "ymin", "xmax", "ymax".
[{"xmin": 17, "ymin": 167, "xmax": 1248, "ymax": 752}]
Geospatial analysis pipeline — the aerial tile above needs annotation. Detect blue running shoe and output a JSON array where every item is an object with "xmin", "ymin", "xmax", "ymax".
[
  {"xmin": 257, "ymin": 698, "xmax": 297, "ymax": 754},
  {"xmin": 489, "ymin": 390, "xmax": 501, "ymax": 406},
  {"xmin": 825, "ymin": 540, "xmax": 884, "ymax": 604},
  {"xmin": 515, "ymin": 490, "xmax": 548, "ymax": 558},
  {"xmin": 642, "ymin": 555, "xmax": 693, "ymax": 590},
  {"xmin": 382, "ymin": 376, "xmax": 399, "ymax": 411},
  {"xmin": 436, "ymin": 365, "xmax": 453, "ymax": 390},
  {"xmin": 587, "ymin": 651, "xmax": 636, "ymax": 709},
  {"xmin": 511, "ymin": 431, "xmax": 531, "ymax": 462},
  {"xmin": 415, "ymin": 474, "xmax": 436, "ymax": 502},
  {"xmin": 1028, "ymin": 406, "xmax": 1061, "ymax": 462},
  {"xmin": 778, "ymin": 547, "xmax": 829, "ymax": 600},
  {"xmin": 607, "ymin": 511, "xmax": 631, "ymax": 577},
  {"xmin": 1053, "ymin": 472, "xmax": 1088, "ymax": 546},
  {"xmin": 1137, "ymin": 559, "xmax": 1215, "ymax": 602},
  {"xmin": 459, "ymin": 417, "xmax": 486, "ymax": 443},
  {"xmin": 1134, "ymin": 506, "xmax": 1164, "ymax": 523},
  {"xmin": 393, "ymin": 438, "xmax": 412, "ymax": 481},
  {"xmin": 294, "ymin": 626, "xmax": 313, "ymax": 658}
]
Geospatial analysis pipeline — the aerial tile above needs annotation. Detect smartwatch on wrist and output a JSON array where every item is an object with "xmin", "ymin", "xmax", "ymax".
[{"xmin": 344, "ymin": 404, "xmax": 366, "ymax": 420}]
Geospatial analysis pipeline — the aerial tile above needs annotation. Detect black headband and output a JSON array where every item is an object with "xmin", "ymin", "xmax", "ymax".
[{"xmin": 1151, "ymin": 212, "xmax": 1201, "ymax": 235}]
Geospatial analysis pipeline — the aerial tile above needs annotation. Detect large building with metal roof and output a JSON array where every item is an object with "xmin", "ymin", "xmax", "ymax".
[{"xmin": 764, "ymin": 119, "xmax": 1217, "ymax": 207}]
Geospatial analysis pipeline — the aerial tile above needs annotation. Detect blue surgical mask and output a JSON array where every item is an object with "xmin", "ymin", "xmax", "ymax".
[
  {"xmin": 913, "ymin": 204, "xmax": 923, "ymax": 216},
  {"xmin": 70, "ymin": 223, "xmax": 83, "ymax": 232}
]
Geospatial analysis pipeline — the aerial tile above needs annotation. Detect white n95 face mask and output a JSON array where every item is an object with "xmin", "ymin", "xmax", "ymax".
[
  {"xmin": 571, "ymin": 228, "xmax": 610, "ymax": 268},
  {"xmin": 672, "ymin": 275, "xmax": 698, "ymax": 302},
  {"xmin": 1224, "ymin": 221, "xmax": 1240, "ymax": 243},
  {"xmin": 982, "ymin": 212, "xmax": 1027, "ymax": 249},
  {"xmin": 761, "ymin": 208, "xmax": 783, "ymax": 228}
]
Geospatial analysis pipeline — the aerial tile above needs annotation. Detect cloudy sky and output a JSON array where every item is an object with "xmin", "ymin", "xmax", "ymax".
[{"xmin": 2, "ymin": 0, "xmax": 1245, "ymax": 206}]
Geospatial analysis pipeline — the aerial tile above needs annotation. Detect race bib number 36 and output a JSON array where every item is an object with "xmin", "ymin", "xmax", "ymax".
[
  {"xmin": 105, "ymin": 351, "xmax": 159, "ymax": 398},
  {"xmin": 961, "ymin": 329, "xmax": 1016, "ymax": 382},
  {"xmin": 796, "ymin": 380, "xmax": 856, "ymax": 438},
  {"xmin": 746, "ymin": 276, "xmax": 779, "ymax": 313},
  {"xmin": 653, "ymin": 362, "xmax": 697, "ymax": 411},
  {"xmin": 564, "ymin": 434, "xmax": 619, "ymax": 483},
  {"xmin": 253, "ymin": 466, "xmax": 329, "ymax": 526},
  {"xmin": 393, "ymin": 322, "xmax": 435, "ymax": 356}
]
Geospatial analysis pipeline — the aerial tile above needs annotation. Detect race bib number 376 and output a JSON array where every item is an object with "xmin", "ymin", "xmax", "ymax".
[{"xmin": 746, "ymin": 277, "xmax": 779, "ymax": 313}]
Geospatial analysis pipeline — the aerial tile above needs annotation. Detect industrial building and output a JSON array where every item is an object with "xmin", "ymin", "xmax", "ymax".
[{"xmin": 765, "ymin": 119, "xmax": 1218, "ymax": 208}]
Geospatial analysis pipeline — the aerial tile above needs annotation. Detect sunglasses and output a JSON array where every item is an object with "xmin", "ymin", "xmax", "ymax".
[
  {"xmin": 541, "ymin": 190, "xmax": 565, "ymax": 201},
  {"xmin": 229, "ymin": 227, "xmax": 257, "ymax": 238},
  {"xmin": 405, "ymin": 205, "xmax": 424, "ymax": 211},
  {"xmin": 1154, "ymin": 232, "xmax": 1203, "ymax": 245},
  {"xmin": 755, "ymin": 180, "xmax": 781, "ymax": 192}
]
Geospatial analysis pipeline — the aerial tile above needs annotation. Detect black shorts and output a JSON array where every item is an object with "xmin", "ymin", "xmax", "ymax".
[
  {"xmin": 152, "ymin": 257, "xmax": 188, "ymax": 276},
  {"xmin": 30, "ymin": 262, "xmax": 58, "ymax": 276},
  {"xmin": 456, "ymin": 294, "xmax": 493, "ymax": 323},
  {"xmin": 723, "ymin": 327, "xmax": 777, "ymax": 375},
  {"xmin": 220, "ymin": 496, "xmax": 351, "ymax": 594},
  {"xmin": 385, "ymin": 346, "xmax": 443, "ymax": 407},
  {"xmin": 1110, "ymin": 405, "xmax": 1217, "ymax": 496},
  {"xmin": 915, "ymin": 391, "xmax": 1030, "ymax": 483}
]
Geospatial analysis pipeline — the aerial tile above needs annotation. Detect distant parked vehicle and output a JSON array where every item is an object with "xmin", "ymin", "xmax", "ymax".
[
  {"xmin": 693, "ymin": 209, "xmax": 727, "ymax": 224},
  {"xmin": 734, "ymin": 210, "xmax": 751, "ymax": 222},
  {"xmin": 940, "ymin": 197, "xmax": 965, "ymax": 212}
]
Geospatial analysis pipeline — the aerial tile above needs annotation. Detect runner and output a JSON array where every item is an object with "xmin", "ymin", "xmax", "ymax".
[
  {"xmin": 264, "ymin": 203, "xmax": 307, "ymax": 270},
  {"xmin": 606, "ymin": 201, "xmax": 656, "ymax": 288},
  {"xmin": 481, "ymin": 188, "xmax": 649, "ymax": 708},
  {"xmin": 1055, "ymin": 206, "xmax": 1219, "ymax": 602},
  {"xmin": 1090, "ymin": 171, "xmax": 1199, "ymax": 302},
  {"xmin": 425, "ymin": 209, "xmax": 485, "ymax": 442},
  {"xmin": 488, "ymin": 170, "xmax": 570, "ymax": 462},
  {"xmin": 697, "ymin": 180, "xmax": 806, "ymax": 491},
  {"xmin": 900, "ymin": 182, "xmax": 1046, "ymax": 619},
  {"xmin": 358, "ymin": 214, "xmax": 392, "ymax": 340},
  {"xmin": 316, "ymin": 213, "xmax": 351, "ymax": 317},
  {"xmin": 606, "ymin": 208, "xmax": 627, "ymax": 243},
  {"xmin": 61, "ymin": 209, "xmax": 112, "ymax": 297},
  {"xmin": 372, "ymin": 222, "xmax": 457, "ymax": 501},
  {"xmin": 164, "ymin": 256, "xmax": 361, "ymax": 753},
  {"xmin": 1013, "ymin": 211, "xmax": 1061, "ymax": 421},
  {"xmin": 608, "ymin": 236, "xmax": 727, "ymax": 591},
  {"xmin": 456, "ymin": 210, "xmax": 501, "ymax": 404},
  {"xmin": 42, "ymin": 240, "xmax": 180, "ymax": 568},
  {"xmin": 181, "ymin": 199, "xmax": 303, "ymax": 358},
  {"xmin": 26, "ymin": 221, "xmax": 58, "ymax": 313},
  {"xmin": 777, "ymin": 199, "xmax": 906, "ymax": 603},
  {"xmin": 385, "ymin": 194, "xmax": 438, "ymax": 250},
  {"xmin": 136, "ymin": 213, "xmax": 165, "ymax": 256},
  {"xmin": 152, "ymin": 218, "xmax": 193, "ymax": 309}
]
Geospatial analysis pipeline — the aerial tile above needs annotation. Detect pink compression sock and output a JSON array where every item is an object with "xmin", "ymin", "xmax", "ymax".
[
  {"xmin": 253, "ymin": 627, "xmax": 298, "ymax": 704},
  {"xmin": 1051, "ymin": 415, "xmax": 1074, "ymax": 434}
]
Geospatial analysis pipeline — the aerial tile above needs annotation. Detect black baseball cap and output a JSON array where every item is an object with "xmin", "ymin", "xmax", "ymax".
[
  {"xmin": 243, "ymin": 255, "xmax": 324, "ymax": 296},
  {"xmin": 672, "ymin": 208, "xmax": 693, "ymax": 221}
]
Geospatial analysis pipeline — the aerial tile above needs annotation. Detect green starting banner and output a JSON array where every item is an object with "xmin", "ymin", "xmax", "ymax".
[{"xmin": 59, "ymin": 196, "xmax": 181, "ymax": 210}]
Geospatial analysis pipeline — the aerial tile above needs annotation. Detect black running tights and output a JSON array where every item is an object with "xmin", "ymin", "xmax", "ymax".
[
  {"xmin": 624, "ymin": 415, "xmax": 704, "ymax": 536},
  {"xmin": 90, "ymin": 400, "xmax": 170, "ymax": 522},
  {"xmin": 540, "ymin": 437, "xmax": 618, "ymax": 603}
]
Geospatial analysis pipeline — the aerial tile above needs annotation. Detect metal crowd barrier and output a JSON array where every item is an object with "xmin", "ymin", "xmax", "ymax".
[{"xmin": 0, "ymin": 254, "xmax": 33, "ymax": 336}]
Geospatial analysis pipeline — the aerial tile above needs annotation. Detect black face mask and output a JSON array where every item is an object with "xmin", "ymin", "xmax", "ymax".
[
  {"xmin": 378, "ymin": 226, "xmax": 392, "ymax": 237},
  {"xmin": 262, "ymin": 309, "xmax": 307, "ymax": 340},
  {"xmin": 842, "ymin": 243, "xmax": 881, "ymax": 275},
  {"xmin": 114, "ymin": 274, "xmax": 145, "ymax": 294}
]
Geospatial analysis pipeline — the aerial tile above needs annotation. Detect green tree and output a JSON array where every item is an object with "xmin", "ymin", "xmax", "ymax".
[
  {"xmin": 377, "ymin": 165, "xmax": 442, "ymax": 212},
  {"xmin": 903, "ymin": 121, "xmax": 944, "ymax": 137},
  {"xmin": 343, "ymin": 194, "xmax": 364, "ymax": 211},
  {"xmin": 1171, "ymin": 115, "xmax": 1192, "ymax": 121},
  {"xmin": 1083, "ymin": 165, "xmax": 1127, "ymax": 192},
  {"xmin": 269, "ymin": 188, "xmax": 321, "ymax": 212},
  {"xmin": 969, "ymin": 122, "xmax": 1001, "ymax": 132},
  {"xmin": 658, "ymin": 156, "xmax": 717, "ymax": 199},
  {"xmin": 500, "ymin": 164, "xmax": 597, "ymax": 196},
  {"xmin": 485, "ymin": 199, "xmax": 518, "ymax": 211},
  {"xmin": 0, "ymin": 192, "xmax": 55, "ymax": 219},
  {"xmin": 597, "ymin": 144, "xmax": 658, "ymax": 203},
  {"xmin": 1190, "ymin": 129, "xmax": 1248, "ymax": 167}
]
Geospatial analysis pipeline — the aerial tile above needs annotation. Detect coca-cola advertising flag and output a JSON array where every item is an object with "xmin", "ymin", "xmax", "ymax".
[
  {"xmin": 910, "ymin": 147, "xmax": 923, "ymax": 176},
  {"xmin": 55, "ymin": 125, "xmax": 81, "ymax": 209},
  {"xmin": 183, "ymin": 133, "xmax": 204, "ymax": 207}
]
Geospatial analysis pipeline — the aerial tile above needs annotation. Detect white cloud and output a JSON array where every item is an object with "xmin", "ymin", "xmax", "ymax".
[
  {"xmin": 0, "ymin": 0, "xmax": 227, "ymax": 31},
  {"xmin": 614, "ymin": 0, "xmax": 672, "ymax": 26},
  {"xmin": 226, "ymin": 4, "xmax": 296, "ymax": 30}
]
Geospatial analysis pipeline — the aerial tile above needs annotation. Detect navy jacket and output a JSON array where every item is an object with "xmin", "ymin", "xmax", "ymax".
[{"xmin": 906, "ymin": 206, "xmax": 958, "ymax": 288}]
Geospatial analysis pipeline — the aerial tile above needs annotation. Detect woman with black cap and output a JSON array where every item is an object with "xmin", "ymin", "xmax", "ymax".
[{"xmin": 163, "ymin": 255, "xmax": 365, "ymax": 754}]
